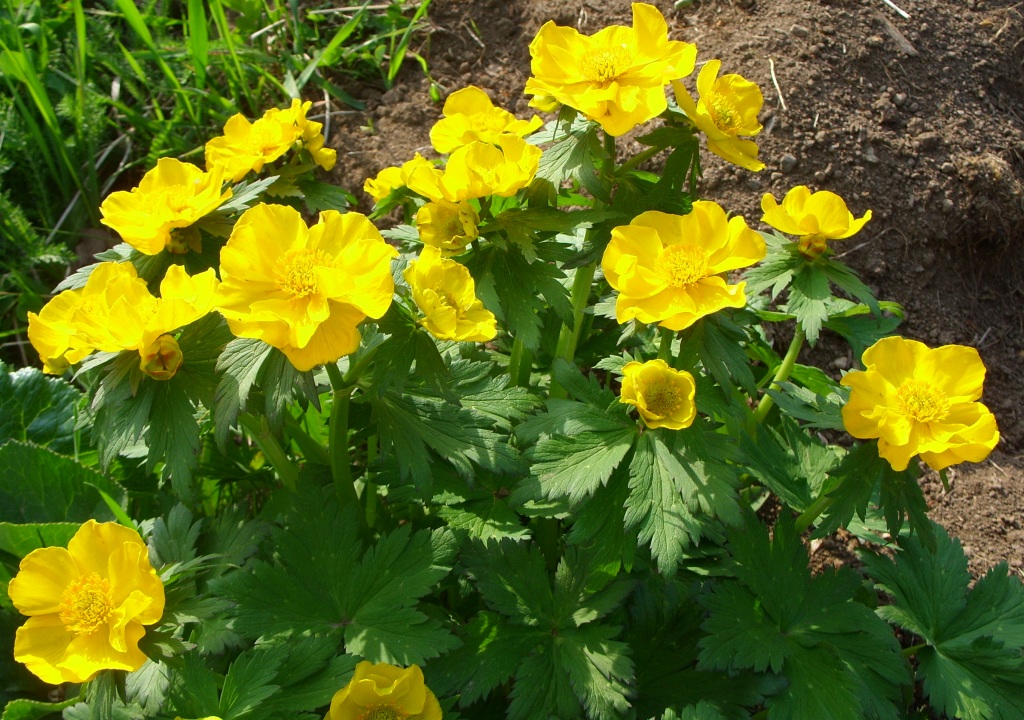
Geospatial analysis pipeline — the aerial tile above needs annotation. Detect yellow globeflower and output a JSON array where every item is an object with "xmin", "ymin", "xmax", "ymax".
[
  {"xmin": 328, "ymin": 661, "xmax": 442, "ymax": 720},
  {"xmin": 672, "ymin": 59, "xmax": 765, "ymax": 172},
  {"xmin": 407, "ymin": 135, "xmax": 541, "ymax": 202},
  {"xmin": 841, "ymin": 337, "xmax": 999, "ymax": 472},
  {"xmin": 602, "ymin": 202, "xmax": 766, "ymax": 331},
  {"xmin": 363, "ymin": 153, "xmax": 436, "ymax": 203},
  {"xmin": 99, "ymin": 158, "xmax": 231, "ymax": 255},
  {"xmin": 215, "ymin": 204, "xmax": 397, "ymax": 371},
  {"xmin": 416, "ymin": 199, "xmax": 479, "ymax": 255},
  {"xmin": 8, "ymin": 520, "xmax": 165, "ymax": 685},
  {"xmin": 620, "ymin": 359, "xmax": 697, "ymax": 430},
  {"xmin": 524, "ymin": 3, "xmax": 696, "ymax": 136},
  {"xmin": 405, "ymin": 246, "xmax": 496, "ymax": 342},
  {"xmin": 430, "ymin": 85, "xmax": 543, "ymax": 154},
  {"xmin": 761, "ymin": 186, "xmax": 873, "ymax": 258}
]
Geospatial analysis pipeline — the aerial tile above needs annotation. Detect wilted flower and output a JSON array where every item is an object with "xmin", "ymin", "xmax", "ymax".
[
  {"xmin": 416, "ymin": 200, "xmax": 480, "ymax": 255},
  {"xmin": 430, "ymin": 85, "xmax": 543, "ymax": 154},
  {"xmin": 405, "ymin": 246, "xmax": 496, "ymax": 342},
  {"xmin": 761, "ymin": 186, "xmax": 873, "ymax": 258},
  {"xmin": 8, "ymin": 520, "xmax": 165, "ymax": 685},
  {"xmin": 620, "ymin": 359, "xmax": 697, "ymax": 430},
  {"xmin": 602, "ymin": 202, "xmax": 766, "ymax": 331},
  {"xmin": 841, "ymin": 336, "xmax": 999, "ymax": 471},
  {"xmin": 99, "ymin": 158, "xmax": 231, "ymax": 255},
  {"xmin": 328, "ymin": 661, "xmax": 442, "ymax": 720},
  {"xmin": 407, "ymin": 135, "xmax": 541, "ymax": 202},
  {"xmin": 215, "ymin": 204, "xmax": 397, "ymax": 371},
  {"xmin": 672, "ymin": 59, "xmax": 765, "ymax": 172},
  {"xmin": 524, "ymin": 2, "xmax": 696, "ymax": 136},
  {"xmin": 363, "ymin": 153, "xmax": 436, "ymax": 203}
]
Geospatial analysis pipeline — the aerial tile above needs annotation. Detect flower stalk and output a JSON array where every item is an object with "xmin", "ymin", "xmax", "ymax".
[
  {"xmin": 753, "ymin": 326, "xmax": 806, "ymax": 425},
  {"xmin": 327, "ymin": 362, "xmax": 364, "ymax": 524}
]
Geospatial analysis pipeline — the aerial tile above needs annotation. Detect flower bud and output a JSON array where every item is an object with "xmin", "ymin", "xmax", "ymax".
[{"xmin": 140, "ymin": 334, "xmax": 183, "ymax": 380}]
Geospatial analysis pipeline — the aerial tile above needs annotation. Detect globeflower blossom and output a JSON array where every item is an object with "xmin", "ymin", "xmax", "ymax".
[
  {"xmin": 601, "ymin": 202, "xmax": 766, "ymax": 331},
  {"xmin": 405, "ymin": 246, "xmax": 496, "ymax": 342},
  {"xmin": 328, "ymin": 661, "xmax": 442, "ymax": 720},
  {"xmin": 761, "ymin": 186, "xmax": 873, "ymax": 258},
  {"xmin": 620, "ymin": 359, "xmax": 697, "ymax": 430},
  {"xmin": 8, "ymin": 520, "xmax": 165, "ymax": 685},
  {"xmin": 524, "ymin": 3, "xmax": 697, "ymax": 136},
  {"xmin": 363, "ymin": 153, "xmax": 436, "ymax": 203},
  {"xmin": 406, "ymin": 135, "xmax": 541, "ymax": 202},
  {"xmin": 430, "ymin": 85, "xmax": 543, "ymax": 154},
  {"xmin": 841, "ymin": 336, "xmax": 999, "ymax": 471},
  {"xmin": 416, "ymin": 199, "xmax": 480, "ymax": 255}
]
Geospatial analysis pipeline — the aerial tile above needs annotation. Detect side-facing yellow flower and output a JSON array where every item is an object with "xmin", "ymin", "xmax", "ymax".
[
  {"xmin": 620, "ymin": 359, "xmax": 697, "ymax": 430},
  {"xmin": 416, "ymin": 200, "xmax": 479, "ymax": 255},
  {"xmin": 430, "ymin": 85, "xmax": 543, "ymax": 154},
  {"xmin": 524, "ymin": 3, "xmax": 696, "ymax": 136},
  {"xmin": 99, "ymin": 158, "xmax": 231, "ymax": 255},
  {"xmin": 328, "ymin": 661, "xmax": 442, "ymax": 720},
  {"xmin": 840, "ymin": 337, "xmax": 999, "ymax": 472},
  {"xmin": 215, "ymin": 204, "xmax": 397, "ymax": 371},
  {"xmin": 761, "ymin": 186, "xmax": 873, "ymax": 257},
  {"xmin": 672, "ymin": 59, "xmax": 765, "ymax": 172},
  {"xmin": 363, "ymin": 153, "xmax": 436, "ymax": 203},
  {"xmin": 8, "ymin": 520, "xmax": 165, "ymax": 685},
  {"xmin": 405, "ymin": 245, "xmax": 496, "ymax": 342},
  {"xmin": 602, "ymin": 202, "xmax": 766, "ymax": 331},
  {"xmin": 406, "ymin": 135, "xmax": 541, "ymax": 202}
]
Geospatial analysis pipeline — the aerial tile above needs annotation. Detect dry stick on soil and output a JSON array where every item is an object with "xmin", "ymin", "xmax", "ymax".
[
  {"xmin": 874, "ymin": 12, "xmax": 920, "ymax": 56},
  {"xmin": 768, "ymin": 58, "xmax": 786, "ymax": 112},
  {"xmin": 881, "ymin": 0, "xmax": 911, "ymax": 19}
]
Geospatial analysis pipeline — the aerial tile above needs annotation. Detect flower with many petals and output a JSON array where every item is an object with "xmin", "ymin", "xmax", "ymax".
[
  {"xmin": 761, "ymin": 186, "xmax": 872, "ymax": 258},
  {"xmin": 405, "ymin": 246, "xmax": 496, "ymax": 342},
  {"xmin": 672, "ymin": 59, "xmax": 765, "ymax": 172},
  {"xmin": 99, "ymin": 158, "xmax": 231, "ymax": 255},
  {"xmin": 841, "ymin": 336, "xmax": 999, "ymax": 472},
  {"xmin": 8, "ymin": 520, "xmax": 164, "ymax": 685},
  {"xmin": 328, "ymin": 661, "xmax": 442, "ymax": 720},
  {"xmin": 363, "ymin": 154, "xmax": 437, "ymax": 203},
  {"xmin": 416, "ymin": 200, "xmax": 479, "ymax": 255},
  {"xmin": 620, "ymin": 359, "xmax": 697, "ymax": 430},
  {"xmin": 430, "ymin": 85, "xmax": 543, "ymax": 154},
  {"xmin": 215, "ymin": 204, "xmax": 397, "ymax": 371},
  {"xmin": 407, "ymin": 135, "xmax": 541, "ymax": 202},
  {"xmin": 602, "ymin": 202, "xmax": 766, "ymax": 331},
  {"xmin": 524, "ymin": 3, "xmax": 696, "ymax": 136}
]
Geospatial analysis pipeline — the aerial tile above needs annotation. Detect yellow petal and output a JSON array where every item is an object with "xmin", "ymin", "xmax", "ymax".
[
  {"xmin": 13, "ymin": 614, "xmax": 76, "ymax": 685},
  {"xmin": 68, "ymin": 521, "xmax": 147, "ymax": 580},
  {"xmin": 916, "ymin": 344, "xmax": 986, "ymax": 403},
  {"xmin": 8, "ymin": 547, "xmax": 77, "ymax": 616}
]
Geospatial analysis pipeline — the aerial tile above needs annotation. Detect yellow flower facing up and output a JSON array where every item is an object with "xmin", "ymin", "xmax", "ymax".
[
  {"xmin": 328, "ymin": 661, "xmax": 442, "ymax": 720},
  {"xmin": 99, "ymin": 158, "xmax": 231, "ymax": 255},
  {"xmin": 416, "ymin": 200, "xmax": 480, "ymax": 255},
  {"xmin": 363, "ymin": 153, "xmax": 437, "ymax": 204},
  {"xmin": 672, "ymin": 59, "xmax": 765, "ymax": 172},
  {"xmin": 205, "ymin": 99, "xmax": 336, "ymax": 183},
  {"xmin": 430, "ymin": 85, "xmax": 543, "ymax": 154},
  {"xmin": 602, "ymin": 202, "xmax": 766, "ymax": 331},
  {"xmin": 405, "ymin": 246, "xmax": 496, "ymax": 342},
  {"xmin": 841, "ymin": 336, "xmax": 999, "ymax": 472},
  {"xmin": 620, "ymin": 359, "xmax": 697, "ymax": 430},
  {"xmin": 761, "ymin": 186, "xmax": 873, "ymax": 258},
  {"xmin": 215, "ymin": 204, "xmax": 397, "ymax": 371},
  {"xmin": 8, "ymin": 520, "xmax": 165, "ymax": 685},
  {"xmin": 406, "ymin": 135, "xmax": 541, "ymax": 203},
  {"xmin": 524, "ymin": 3, "xmax": 697, "ymax": 136}
]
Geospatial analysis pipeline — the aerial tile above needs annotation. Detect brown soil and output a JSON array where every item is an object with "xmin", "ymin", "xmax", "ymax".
[{"xmin": 328, "ymin": 0, "xmax": 1024, "ymax": 576}]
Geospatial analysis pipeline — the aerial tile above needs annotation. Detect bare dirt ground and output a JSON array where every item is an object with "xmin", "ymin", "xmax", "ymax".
[{"xmin": 329, "ymin": 0, "xmax": 1024, "ymax": 576}]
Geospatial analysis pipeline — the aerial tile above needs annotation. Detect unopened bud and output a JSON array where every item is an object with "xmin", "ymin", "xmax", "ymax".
[
  {"xmin": 140, "ymin": 334, "xmax": 183, "ymax": 380},
  {"xmin": 797, "ymin": 234, "xmax": 828, "ymax": 259}
]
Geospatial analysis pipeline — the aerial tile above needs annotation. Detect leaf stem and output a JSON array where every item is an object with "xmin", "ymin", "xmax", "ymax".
[
  {"xmin": 239, "ymin": 414, "xmax": 298, "ymax": 491},
  {"xmin": 508, "ymin": 335, "xmax": 533, "ymax": 387},
  {"xmin": 365, "ymin": 434, "xmax": 379, "ymax": 529},
  {"xmin": 617, "ymin": 145, "xmax": 661, "ymax": 175},
  {"xmin": 753, "ymin": 326, "xmax": 806, "ymax": 424},
  {"xmin": 657, "ymin": 327, "xmax": 674, "ymax": 362},
  {"xmin": 327, "ymin": 365, "xmax": 364, "ymax": 524},
  {"xmin": 794, "ymin": 491, "xmax": 833, "ymax": 534},
  {"xmin": 548, "ymin": 262, "xmax": 597, "ymax": 399}
]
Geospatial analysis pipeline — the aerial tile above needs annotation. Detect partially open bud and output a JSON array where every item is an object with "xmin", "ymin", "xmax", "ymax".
[{"xmin": 140, "ymin": 334, "xmax": 183, "ymax": 380}]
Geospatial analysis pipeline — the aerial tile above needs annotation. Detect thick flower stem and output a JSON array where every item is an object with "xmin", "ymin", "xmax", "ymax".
[
  {"xmin": 616, "ymin": 145, "xmax": 662, "ymax": 175},
  {"xmin": 794, "ymin": 492, "xmax": 833, "ymax": 534},
  {"xmin": 508, "ymin": 335, "xmax": 533, "ymax": 388},
  {"xmin": 753, "ymin": 326, "xmax": 806, "ymax": 425},
  {"xmin": 239, "ymin": 414, "xmax": 298, "ymax": 491},
  {"xmin": 549, "ymin": 261, "xmax": 597, "ymax": 399},
  {"xmin": 327, "ymin": 364, "xmax": 365, "ymax": 524},
  {"xmin": 657, "ymin": 327, "xmax": 675, "ymax": 361}
]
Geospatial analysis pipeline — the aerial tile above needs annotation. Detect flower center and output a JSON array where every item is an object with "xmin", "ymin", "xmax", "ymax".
[
  {"xmin": 580, "ymin": 44, "xmax": 633, "ymax": 83},
  {"xmin": 249, "ymin": 121, "xmax": 292, "ymax": 156},
  {"xmin": 656, "ymin": 244, "xmax": 708, "ymax": 287},
  {"xmin": 358, "ymin": 706, "xmax": 407, "ymax": 720},
  {"xmin": 707, "ymin": 92, "xmax": 742, "ymax": 135},
  {"xmin": 274, "ymin": 248, "xmax": 334, "ymax": 298},
  {"xmin": 153, "ymin": 184, "xmax": 196, "ymax": 214},
  {"xmin": 59, "ymin": 573, "xmax": 113, "ymax": 635},
  {"xmin": 896, "ymin": 379, "xmax": 950, "ymax": 423},
  {"xmin": 641, "ymin": 379, "xmax": 684, "ymax": 418}
]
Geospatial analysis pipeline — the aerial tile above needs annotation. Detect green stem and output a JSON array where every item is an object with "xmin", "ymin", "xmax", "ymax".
[
  {"xmin": 549, "ymin": 262, "xmax": 597, "ymax": 399},
  {"xmin": 794, "ymin": 491, "xmax": 833, "ymax": 534},
  {"xmin": 902, "ymin": 642, "xmax": 928, "ymax": 658},
  {"xmin": 239, "ymin": 415, "xmax": 298, "ymax": 491},
  {"xmin": 327, "ymin": 371, "xmax": 364, "ymax": 523},
  {"xmin": 617, "ymin": 145, "xmax": 661, "ymax": 175},
  {"xmin": 753, "ymin": 326, "xmax": 806, "ymax": 424},
  {"xmin": 365, "ymin": 434, "xmax": 379, "ymax": 529},
  {"xmin": 657, "ymin": 327, "xmax": 674, "ymax": 362},
  {"xmin": 603, "ymin": 132, "xmax": 616, "ymax": 175},
  {"xmin": 508, "ymin": 335, "xmax": 533, "ymax": 388}
]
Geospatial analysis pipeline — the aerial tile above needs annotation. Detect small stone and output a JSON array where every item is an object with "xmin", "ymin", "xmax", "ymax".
[
  {"xmin": 813, "ymin": 171, "xmax": 828, "ymax": 184},
  {"xmin": 940, "ymin": 162, "xmax": 957, "ymax": 175},
  {"xmin": 941, "ymin": 197, "xmax": 955, "ymax": 213},
  {"xmin": 832, "ymin": 356, "xmax": 850, "ymax": 370},
  {"xmin": 916, "ymin": 131, "xmax": 942, "ymax": 150},
  {"xmin": 863, "ymin": 146, "xmax": 879, "ymax": 164},
  {"xmin": 745, "ymin": 177, "xmax": 761, "ymax": 191},
  {"xmin": 790, "ymin": 24, "xmax": 810, "ymax": 38},
  {"xmin": 780, "ymin": 153, "xmax": 799, "ymax": 173},
  {"xmin": 893, "ymin": 92, "xmax": 908, "ymax": 107},
  {"xmin": 458, "ymin": 61, "xmax": 471, "ymax": 74},
  {"xmin": 380, "ymin": 86, "xmax": 403, "ymax": 104},
  {"xmin": 771, "ymin": 171, "xmax": 783, "ymax": 182},
  {"xmin": 914, "ymin": 265, "xmax": 925, "ymax": 273}
]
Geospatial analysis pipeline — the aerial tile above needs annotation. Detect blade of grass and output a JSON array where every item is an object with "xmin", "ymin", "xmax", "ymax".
[
  {"xmin": 318, "ymin": 1, "xmax": 368, "ymax": 67},
  {"xmin": 186, "ymin": 0, "xmax": 209, "ymax": 88},
  {"xmin": 386, "ymin": 0, "xmax": 431, "ymax": 86},
  {"xmin": 207, "ymin": 0, "xmax": 256, "ymax": 113}
]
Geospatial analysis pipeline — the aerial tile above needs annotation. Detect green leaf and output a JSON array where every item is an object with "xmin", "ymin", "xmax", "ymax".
[
  {"xmin": 0, "ymin": 522, "xmax": 78, "ymax": 559},
  {"xmin": 297, "ymin": 178, "xmax": 354, "ymax": 214},
  {"xmin": 0, "ymin": 361, "xmax": 82, "ymax": 453},
  {"xmin": 0, "ymin": 698, "xmax": 76, "ymax": 720},
  {"xmin": 820, "ymin": 258, "xmax": 881, "ymax": 316},
  {"xmin": 787, "ymin": 265, "xmax": 832, "ymax": 344},
  {"xmin": 219, "ymin": 648, "xmax": 283, "ymax": 720},
  {"xmin": 743, "ymin": 232, "xmax": 801, "ymax": 299},
  {"xmin": 558, "ymin": 624, "xmax": 634, "ymax": 719},
  {"xmin": 765, "ymin": 380, "xmax": 847, "ymax": 431},
  {"xmin": 465, "ymin": 540, "xmax": 554, "ymax": 624},
  {"xmin": 507, "ymin": 642, "xmax": 582, "ymax": 720},
  {"xmin": 823, "ymin": 305, "xmax": 903, "ymax": 359},
  {"xmin": 214, "ymin": 338, "xmax": 273, "ymax": 448},
  {"xmin": 532, "ymin": 118, "xmax": 609, "ymax": 203}
]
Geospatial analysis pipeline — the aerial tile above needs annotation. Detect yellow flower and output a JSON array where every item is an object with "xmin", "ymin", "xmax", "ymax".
[
  {"xmin": 430, "ymin": 85, "xmax": 543, "ymax": 154},
  {"xmin": 405, "ymin": 246, "xmax": 496, "ymax": 342},
  {"xmin": 406, "ymin": 135, "xmax": 541, "ymax": 202},
  {"xmin": 327, "ymin": 661, "xmax": 442, "ymax": 720},
  {"xmin": 524, "ymin": 3, "xmax": 696, "ymax": 136},
  {"xmin": 602, "ymin": 202, "xmax": 766, "ymax": 331},
  {"xmin": 215, "ymin": 204, "xmax": 397, "ymax": 371},
  {"xmin": 416, "ymin": 200, "xmax": 479, "ymax": 255},
  {"xmin": 672, "ymin": 59, "xmax": 765, "ymax": 172},
  {"xmin": 99, "ymin": 158, "xmax": 231, "ymax": 255},
  {"xmin": 363, "ymin": 154, "xmax": 436, "ymax": 203},
  {"xmin": 620, "ymin": 359, "xmax": 697, "ymax": 430},
  {"xmin": 760, "ymin": 186, "xmax": 873, "ymax": 258},
  {"xmin": 8, "ymin": 520, "xmax": 165, "ymax": 685},
  {"xmin": 840, "ymin": 337, "xmax": 999, "ymax": 472},
  {"xmin": 205, "ymin": 99, "xmax": 335, "ymax": 182}
]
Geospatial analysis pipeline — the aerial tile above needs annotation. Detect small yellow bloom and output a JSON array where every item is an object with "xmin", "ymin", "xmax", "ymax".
[
  {"xmin": 841, "ymin": 336, "xmax": 999, "ymax": 472},
  {"xmin": 139, "ymin": 334, "xmax": 184, "ymax": 380},
  {"xmin": 363, "ymin": 154, "xmax": 436, "ymax": 203},
  {"xmin": 99, "ymin": 158, "xmax": 231, "ymax": 255},
  {"xmin": 760, "ymin": 186, "xmax": 873, "ymax": 258},
  {"xmin": 672, "ymin": 59, "xmax": 765, "ymax": 172},
  {"xmin": 215, "ymin": 204, "xmax": 397, "ymax": 371},
  {"xmin": 430, "ymin": 85, "xmax": 543, "ymax": 154},
  {"xmin": 406, "ymin": 136, "xmax": 541, "ymax": 202},
  {"xmin": 602, "ymin": 202, "xmax": 766, "ymax": 331},
  {"xmin": 620, "ymin": 359, "xmax": 697, "ymax": 430},
  {"xmin": 327, "ymin": 661, "xmax": 442, "ymax": 720},
  {"xmin": 405, "ymin": 246, "xmax": 496, "ymax": 342},
  {"xmin": 524, "ymin": 3, "xmax": 697, "ymax": 136},
  {"xmin": 416, "ymin": 200, "xmax": 479, "ymax": 255},
  {"xmin": 8, "ymin": 520, "xmax": 165, "ymax": 685}
]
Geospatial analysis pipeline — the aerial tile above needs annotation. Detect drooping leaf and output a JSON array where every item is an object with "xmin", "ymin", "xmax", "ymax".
[{"xmin": 0, "ymin": 361, "xmax": 82, "ymax": 453}]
